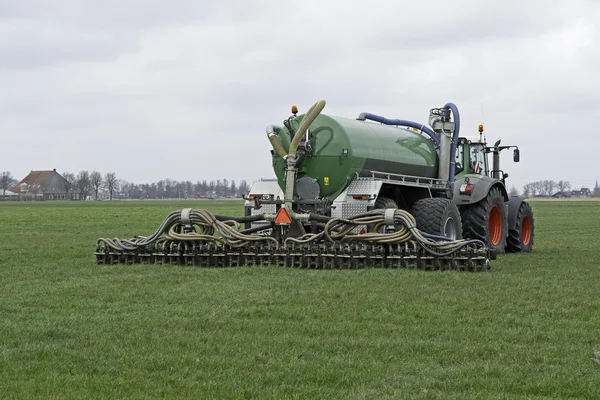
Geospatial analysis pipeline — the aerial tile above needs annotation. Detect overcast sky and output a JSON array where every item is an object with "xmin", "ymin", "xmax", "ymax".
[{"xmin": 1, "ymin": 0, "xmax": 598, "ymax": 191}]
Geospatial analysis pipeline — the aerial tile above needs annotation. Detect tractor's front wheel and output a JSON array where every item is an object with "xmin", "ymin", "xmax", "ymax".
[
  {"xmin": 460, "ymin": 187, "xmax": 508, "ymax": 253},
  {"xmin": 411, "ymin": 198, "xmax": 462, "ymax": 240},
  {"xmin": 506, "ymin": 201, "xmax": 535, "ymax": 252}
]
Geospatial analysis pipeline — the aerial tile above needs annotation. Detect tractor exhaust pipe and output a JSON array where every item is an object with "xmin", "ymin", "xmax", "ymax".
[{"xmin": 492, "ymin": 140, "xmax": 501, "ymax": 180}]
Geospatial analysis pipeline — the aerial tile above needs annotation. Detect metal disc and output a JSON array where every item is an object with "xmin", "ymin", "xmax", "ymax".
[{"xmin": 295, "ymin": 176, "xmax": 320, "ymax": 199}]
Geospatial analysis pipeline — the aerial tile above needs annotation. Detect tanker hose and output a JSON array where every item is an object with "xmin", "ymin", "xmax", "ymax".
[
  {"xmin": 97, "ymin": 208, "xmax": 280, "ymax": 251},
  {"xmin": 283, "ymin": 99, "xmax": 326, "ymax": 216},
  {"xmin": 286, "ymin": 208, "xmax": 485, "ymax": 257},
  {"xmin": 266, "ymin": 125, "xmax": 288, "ymax": 159},
  {"xmin": 288, "ymin": 99, "xmax": 326, "ymax": 157}
]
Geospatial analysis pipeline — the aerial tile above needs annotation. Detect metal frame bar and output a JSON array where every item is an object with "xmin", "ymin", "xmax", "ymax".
[{"xmin": 358, "ymin": 171, "xmax": 448, "ymax": 190}]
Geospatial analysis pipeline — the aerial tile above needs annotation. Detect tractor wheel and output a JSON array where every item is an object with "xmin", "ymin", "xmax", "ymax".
[
  {"xmin": 374, "ymin": 196, "xmax": 398, "ymax": 209},
  {"xmin": 460, "ymin": 187, "xmax": 508, "ymax": 253},
  {"xmin": 506, "ymin": 201, "xmax": 534, "ymax": 252},
  {"xmin": 411, "ymin": 198, "xmax": 462, "ymax": 240}
]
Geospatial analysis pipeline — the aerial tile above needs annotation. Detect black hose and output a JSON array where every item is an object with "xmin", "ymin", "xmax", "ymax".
[
  {"xmin": 418, "ymin": 239, "xmax": 486, "ymax": 257},
  {"xmin": 421, "ymin": 232, "xmax": 485, "ymax": 246},
  {"xmin": 214, "ymin": 214, "xmax": 265, "ymax": 223},
  {"xmin": 308, "ymin": 213, "xmax": 332, "ymax": 223}
]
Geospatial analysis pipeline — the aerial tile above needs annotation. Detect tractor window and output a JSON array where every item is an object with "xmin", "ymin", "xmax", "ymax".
[
  {"xmin": 470, "ymin": 144, "xmax": 487, "ymax": 175},
  {"xmin": 455, "ymin": 144, "xmax": 464, "ymax": 174}
]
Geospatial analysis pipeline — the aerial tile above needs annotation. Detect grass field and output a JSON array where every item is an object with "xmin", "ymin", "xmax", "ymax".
[{"xmin": 1, "ymin": 199, "xmax": 600, "ymax": 399}]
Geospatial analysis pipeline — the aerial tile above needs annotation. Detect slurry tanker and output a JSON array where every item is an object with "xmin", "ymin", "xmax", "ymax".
[{"xmin": 96, "ymin": 99, "xmax": 534, "ymax": 271}]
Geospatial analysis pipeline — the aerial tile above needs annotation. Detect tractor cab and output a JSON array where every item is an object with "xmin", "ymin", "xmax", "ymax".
[
  {"xmin": 455, "ymin": 136, "xmax": 489, "ymax": 178},
  {"xmin": 454, "ymin": 125, "xmax": 520, "ymax": 182}
]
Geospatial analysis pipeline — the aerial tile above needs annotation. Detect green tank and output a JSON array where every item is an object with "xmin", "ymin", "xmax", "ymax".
[{"xmin": 272, "ymin": 114, "xmax": 439, "ymax": 199}]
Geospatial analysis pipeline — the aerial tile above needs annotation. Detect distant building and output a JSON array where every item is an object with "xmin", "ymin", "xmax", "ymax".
[
  {"xmin": 0, "ymin": 188, "xmax": 19, "ymax": 200},
  {"xmin": 551, "ymin": 191, "xmax": 571, "ymax": 198},
  {"xmin": 11, "ymin": 169, "xmax": 80, "ymax": 200},
  {"xmin": 571, "ymin": 188, "xmax": 591, "ymax": 198}
]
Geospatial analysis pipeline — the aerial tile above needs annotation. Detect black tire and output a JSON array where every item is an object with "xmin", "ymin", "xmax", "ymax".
[
  {"xmin": 411, "ymin": 198, "xmax": 462, "ymax": 240},
  {"xmin": 460, "ymin": 187, "xmax": 508, "ymax": 253},
  {"xmin": 374, "ymin": 196, "xmax": 397, "ymax": 209},
  {"xmin": 506, "ymin": 201, "xmax": 534, "ymax": 253},
  {"xmin": 369, "ymin": 197, "xmax": 398, "ymax": 233}
]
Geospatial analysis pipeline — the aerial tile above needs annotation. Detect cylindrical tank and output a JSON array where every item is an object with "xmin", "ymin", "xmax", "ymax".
[{"xmin": 272, "ymin": 114, "xmax": 439, "ymax": 199}]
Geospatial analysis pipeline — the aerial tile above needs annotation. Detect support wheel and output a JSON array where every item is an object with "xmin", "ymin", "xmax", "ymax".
[
  {"xmin": 374, "ymin": 196, "xmax": 397, "ymax": 209},
  {"xmin": 506, "ymin": 201, "xmax": 534, "ymax": 252},
  {"xmin": 369, "ymin": 196, "xmax": 398, "ymax": 233},
  {"xmin": 461, "ymin": 187, "xmax": 508, "ymax": 253},
  {"xmin": 411, "ymin": 198, "xmax": 462, "ymax": 240}
]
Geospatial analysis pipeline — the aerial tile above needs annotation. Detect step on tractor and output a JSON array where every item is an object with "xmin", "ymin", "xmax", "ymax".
[{"xmin": 96, "ymin": 99, "xmax": 534, "ymax": 271}]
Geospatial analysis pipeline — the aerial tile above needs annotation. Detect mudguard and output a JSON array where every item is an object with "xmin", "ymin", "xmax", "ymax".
[
  {"xmin": 453, "ymin": 175, "xmax": 508, "ymax": 205},
  {"xmin": 507, "ymin": 195, "xmax": 528, "ymax": 230}
]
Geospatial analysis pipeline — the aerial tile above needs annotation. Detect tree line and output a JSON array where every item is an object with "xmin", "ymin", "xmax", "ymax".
[
  {"xmin": 522, "ymin": 180, "xmax": 571, "ymax": 197},
  {"xmin": 1, "ymin": 170, "xmax": 251, "ymax": 200}
]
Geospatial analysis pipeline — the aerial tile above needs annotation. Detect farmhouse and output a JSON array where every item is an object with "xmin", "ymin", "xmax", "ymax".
[{"xmin": 11, "ymin": 169, "xmax": 80, "ymax": 200}]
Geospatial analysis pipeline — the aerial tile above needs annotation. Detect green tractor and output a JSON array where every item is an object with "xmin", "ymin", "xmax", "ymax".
[{"xmin": 453, "ymin": 129, "xmax": 534, "ymax": 254}]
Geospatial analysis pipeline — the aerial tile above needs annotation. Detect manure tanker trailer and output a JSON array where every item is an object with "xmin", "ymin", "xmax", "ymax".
[{"xmin": 96, "ymin": 99, "xmax": 534, "ymax": 270}]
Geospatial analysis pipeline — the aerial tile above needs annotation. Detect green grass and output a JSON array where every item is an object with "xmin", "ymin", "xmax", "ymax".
[{"xmin": 1, "ymin": 199, "xmax": 600, "ymax": 399}]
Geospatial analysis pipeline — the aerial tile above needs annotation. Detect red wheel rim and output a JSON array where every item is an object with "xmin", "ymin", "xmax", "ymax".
[
  {"xmin": 489, "ymin": 205, "xmax": 502, "ymax": 246},
  {"xmin": 521, "ymin": 215, "xmax": 531, "ymax": 245}
]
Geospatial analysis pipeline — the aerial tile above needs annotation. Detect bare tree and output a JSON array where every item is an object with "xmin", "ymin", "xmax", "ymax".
[
  {"xmin": 63, "ymin": 172, "xmax": 76, "ymax": 197},
  {"xmin": 556, "ymin": 180, "xmax": 571, "ymax": 194},
  {"xmin": 238, "ymin": 180, "xmax": 250, "ymax": 196},
  {"xmin": 543, "ymin": 180, "xmax": 556, "ymax": 196},
  {"xmin": 522, "ymin": 183, "xmax": 531, "ymax": 197},
  {"xmin": 1, "ymin": 171, "xmax": 17, "ymax": 196},
  {"xmin": 90, "ymin": 171, "xmax": 103, "ymax": 200},
  {"xmin": 532, "ymin": 181, "xmax": 544, "ymax": 196},
  {"xmin": 104, "ymin": 172, "xmax": 118, "ymax": 200},
  {"xmin": 509, "ymin": 186, "xmax": 519, "ymax": 196},
  {"xmin": 76, "ymin": 170, "xmax": 91, "ymax": 200}
]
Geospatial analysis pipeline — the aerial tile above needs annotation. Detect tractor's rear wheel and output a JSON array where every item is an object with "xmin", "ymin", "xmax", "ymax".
[
  {"xmin": 411, "ymin": 198, "xmax": 462, "ymax": 240},
  {"xmin": 506, "ymin": 201, "xmax": 535, "ymax": 252},
  {"xmin": 460, "ymin": 187, "xmax": 508, "ymax": 253},
  {"xmin": 374, "ymin": 196, "xmax": 398, "ymax": 209}
]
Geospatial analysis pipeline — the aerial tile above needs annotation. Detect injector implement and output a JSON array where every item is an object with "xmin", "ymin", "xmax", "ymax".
[{"xmin": 96, "ymin": 99, "xmax": 534, "ymax": 270}]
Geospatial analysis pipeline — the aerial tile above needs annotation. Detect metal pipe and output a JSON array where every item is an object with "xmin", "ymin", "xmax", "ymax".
[
  {"xmin": 493, "ymin": 150, "xmax": 500, "ymax": 180},
  {"xmin": 437, "ymin": 129, "xmax": 452, "ymax": 181},
  {"xmin": 357, "ymin": 112, "xmax": 440, "ymax": 147},
  {"xmin": 266, "ymin": 125, "xmax": 288, "ymax": 159},
  {"xmin": 443, "ymin": 103, "xmax": 461, "ymax": 183}
]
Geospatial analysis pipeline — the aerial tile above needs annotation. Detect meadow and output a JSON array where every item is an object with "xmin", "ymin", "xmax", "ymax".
[{"xmin": 1, "ymin": 199, "xmax": 599, "ymax": 399}]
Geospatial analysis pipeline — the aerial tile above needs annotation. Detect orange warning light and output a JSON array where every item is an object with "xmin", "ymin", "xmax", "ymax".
[
  {"xmin": 291, "ymin": 105, "xmax": 298, "ymax": 114},
  {"xmin": 478, "ymin": 124, "xmax": 484, "ymax": 133},
  {"xmin": 274, "ymin": 208, "xmax": 292, "ymax": 225}
]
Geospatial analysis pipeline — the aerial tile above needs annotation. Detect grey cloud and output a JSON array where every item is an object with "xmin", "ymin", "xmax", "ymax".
[{"xmin": 1, "ymin": 0, "xmax": 599, "ymax": 191}]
